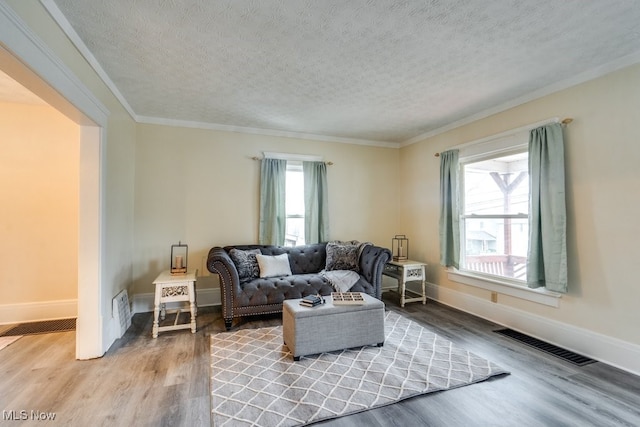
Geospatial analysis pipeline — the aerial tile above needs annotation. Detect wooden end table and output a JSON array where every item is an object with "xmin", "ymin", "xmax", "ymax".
[
  {"xmin": 382, "ymin": 260, "xmax": 427, "ymax": 307},
  {"xmin": 152, "ymin": 270, "xmax": 198, "ymax": 338}
]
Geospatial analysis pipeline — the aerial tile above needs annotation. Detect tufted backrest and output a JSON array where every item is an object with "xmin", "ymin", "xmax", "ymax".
[{"xmin": 223, "ymin": 243, "xmax": 327, "ymax": 275}]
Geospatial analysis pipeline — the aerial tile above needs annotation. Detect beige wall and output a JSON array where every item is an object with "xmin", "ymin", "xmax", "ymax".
[
  {"xmin": 400, "ymin": 63, "xmax": 640, "ymax": 346},
  {"xmin": 7, "ymin": 0, "xmax": 137, "ymax": 352},
  {"xmin": 132, "ymin": 124, "xmax": 399, "ymax": 294},
  {"xmin": 0, "ymin": 102, "xmax": 79, "ymax": 306}
]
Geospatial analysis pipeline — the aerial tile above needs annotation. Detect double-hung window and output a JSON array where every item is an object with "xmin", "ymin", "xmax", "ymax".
[
  {"xmin": 447, "ymin": 121, "xmax": 566, "ymax": 306},
  {"xmin": 459, "ymin": 145, "xmax": 529, "ymax": 283}
]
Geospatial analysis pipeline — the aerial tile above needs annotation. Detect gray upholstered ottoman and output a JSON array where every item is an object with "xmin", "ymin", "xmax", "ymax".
[{"xmin": 282, "ymin": 293, "xmax": 385, "ymax": 361}]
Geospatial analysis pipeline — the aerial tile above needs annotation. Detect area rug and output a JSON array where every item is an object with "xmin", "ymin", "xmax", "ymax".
[{"xmin": 210, "ymin": 310, "xmax": 509, "ymax": 426}]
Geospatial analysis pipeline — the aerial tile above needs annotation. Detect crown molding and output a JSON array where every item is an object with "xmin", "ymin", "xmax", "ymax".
[
  {"xmin": 38, "ymin": 0, "xmax": 640, "ymax": 150},
  {"xmin": 136, "ymin": 115, "xmax": 400, "ymax": 148},
  {"xmin": 39, "ymin": 0, "xmax": 400, "ymax": 148},
  {"xmin": 401, "ymin": 50, "xmax": 640, "ymax": 147},
  {"xmin": 40, "ymin": 0, "xmax": 138, "ymax": 122}
]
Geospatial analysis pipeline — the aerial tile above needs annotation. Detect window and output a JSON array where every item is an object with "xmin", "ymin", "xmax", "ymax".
[
  {"xmin": 460, "ymin": 150, "xmax": 529, "ymax": 282},
  {"xmin": 444, "ymin": 121, "xmax": 565, "ymax": 306},
  {"xmin": 259, "ymin": 153, "xmax": 328, "ymax": 246},
  {"xmin": 284, "ymin": 161, "xmax": 305, "ymax": 246}
]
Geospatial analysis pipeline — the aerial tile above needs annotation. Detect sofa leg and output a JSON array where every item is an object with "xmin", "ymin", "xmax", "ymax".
[
  {"xmin": 224, "ymin": 318, "xmax": 232, "ymax": 331},
  {"xmin": 377, "ymin": 342, "xmax": 384, "ymax": 347}
]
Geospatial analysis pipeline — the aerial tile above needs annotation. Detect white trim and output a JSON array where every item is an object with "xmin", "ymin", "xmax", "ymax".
[
  {"xmin": 448, "ymin": 270, "xmax": 561, "ymax": 307},
  {"xmin": 263, "ymin": 151, "xmax": 323, "ymax": 162},
  {"xmin": 401, "ymin": 51, "xmax": 640, "ymax": 147},
  {"xmin": 131, "ymin": 287, "xmax": 221, "ymax": 314},
  {"xmin": 425, "ymin": 282, "xmax": 640, "ymax": 377},
  {"xmin": 0, "ymin": 299, "xmax": 77, "ymax": 325},
  {"xmin": 137, "ymin": 115, "xmax": 398, "ymax": 148},
  {"xmin": 0, "ymin": 3, "xmax": 108, "ymax": 127},
  {"xmin": 455, "ymin": 117, "xmax": 558, "ymax": 156},
  {"xmin": 40, "ymin": 0, "xmax": 137, "ymax": 122},
  {"xmin": 78, "ymin": 125, "xmax": 104, "ymax": 359}
]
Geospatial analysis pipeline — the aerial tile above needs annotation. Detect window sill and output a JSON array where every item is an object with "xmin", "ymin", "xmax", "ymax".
[{"xmin": 448, "ymin": 270, "xmax": 561, "ymax": 307}]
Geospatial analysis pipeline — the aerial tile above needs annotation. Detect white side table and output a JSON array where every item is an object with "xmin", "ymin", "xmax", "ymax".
[
  {"xmin": 152, "ymin": 270, "xmax": 198, "ymax": 338},
  {"xmin": 382, "ymin": 260, "xmax": 427, "ymax": 307}
]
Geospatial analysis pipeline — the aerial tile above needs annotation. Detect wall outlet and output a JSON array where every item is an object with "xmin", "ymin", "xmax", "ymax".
[{"xmin": 491, "ymin": 292, "xmax": 498, "ymax": 303}]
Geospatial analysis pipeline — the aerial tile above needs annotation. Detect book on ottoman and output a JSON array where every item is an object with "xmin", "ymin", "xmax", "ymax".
[{"xmin": 300, "ymin": 294, "xmax": 324, "ymax": 307}]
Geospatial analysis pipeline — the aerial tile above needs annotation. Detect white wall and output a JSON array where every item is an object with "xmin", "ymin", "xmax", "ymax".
[
  {"xmin": 400, "ymin": 63, "xmax": 640, "ymax": 372},
  {"xmin": 0, "ymin": 102, "xmax": 78, "ymax": 323},
  {"xmin": 132, "ymin": 124, "xmax": 400, "ymax": 298}
]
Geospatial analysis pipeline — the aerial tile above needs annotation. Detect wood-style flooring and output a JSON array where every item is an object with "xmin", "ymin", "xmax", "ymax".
[{"xmin": 0, "ymin": 293, "xmax": 639, "ymax": 426}]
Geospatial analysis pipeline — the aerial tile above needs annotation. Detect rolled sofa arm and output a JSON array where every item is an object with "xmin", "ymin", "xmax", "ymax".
[
  {"xmin": 207, "ymin": 247, "xmax": 240, "ymax": 327},
  {"xmin": 359, "ymin": 245, "xmax": 392, "ymax": 299}
]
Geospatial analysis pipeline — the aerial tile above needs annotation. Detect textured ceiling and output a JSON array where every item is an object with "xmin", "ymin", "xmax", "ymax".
[{"xmin": 50, "ymin": 0, "xmax": 640, "ymax": 145}]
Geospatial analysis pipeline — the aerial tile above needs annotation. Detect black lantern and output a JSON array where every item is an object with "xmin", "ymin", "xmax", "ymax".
[
  {"xmin": 392, "ymin": 235, "xmax": 409, "ymax": 261},
  {"xmin": 170, "ymin": 241, "xmax": 188, "ymax": 275}
]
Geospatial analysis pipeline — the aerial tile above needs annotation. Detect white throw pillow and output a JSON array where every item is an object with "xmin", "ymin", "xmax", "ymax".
[{"xmin": 256, "ymin": 253, "xmax": 292, "ymax": 278}]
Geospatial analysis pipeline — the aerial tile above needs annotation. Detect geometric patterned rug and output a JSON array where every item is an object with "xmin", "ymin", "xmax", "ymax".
[{"xmin": 211, "ymin": 310, "xmax": 509, "ymax": 426}]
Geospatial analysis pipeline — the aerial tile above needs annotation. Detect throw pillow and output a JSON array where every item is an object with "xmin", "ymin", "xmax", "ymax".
[
  {"xmin": 256, "ymin": 253, "xmax": 292, "ymax": 278},
  {"xmin": 229, "ymin": 248, "xmax": 261, "ymax": 282},
  {"xmin": 325, "ymin": 241, "xmax": 360, "ymax": 271}
]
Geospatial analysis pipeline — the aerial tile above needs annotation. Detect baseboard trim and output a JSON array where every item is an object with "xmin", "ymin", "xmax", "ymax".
[
  {"xmin": 132, "ymin": 287, "xmax": 221, "ymax": 314},
  {"xmin": 425, "ymin": 282, "xmax": 640, "ymax": 376},
  {"xmin": 0, "ymin": 299, "xmax": 77, "ymax": 325}
]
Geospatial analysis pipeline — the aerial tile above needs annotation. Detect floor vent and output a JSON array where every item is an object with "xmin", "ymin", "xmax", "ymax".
[
  {"xmin": 0, "ymin": 318, "xmax": 76, "ymax": 337},
  {"xmin": 113, "ymin": 289, "xmax": 132, "ymax": 339},
  {"xmin": 494, "ymin": 328, "xmax": 596, "ymax": 366}
]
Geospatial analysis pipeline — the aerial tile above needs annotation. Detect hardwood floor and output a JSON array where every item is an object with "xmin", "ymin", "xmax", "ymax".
[{"xmin": 1, "ymin": 294, "xmax": 638, "ymax": 426}]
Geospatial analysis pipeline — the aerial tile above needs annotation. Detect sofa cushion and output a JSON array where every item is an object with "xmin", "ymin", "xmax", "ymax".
[
  {"xmin": 263, "ymin": 244, "xmax": 327, "ymax": 274},
  {"xmin": 257, "ymin": 253, "xmax": 293, "ymax": 278},
  {"xmin": 229, "ymin": 248, "xmax": 261, "ymax": 282},
  {"xmin": 325, "ymin": 241, "xmax": 360, "ymax": 271},
  {"xmin": 237, "ymin": 274, "xmax": 334, "ymax": 306}
]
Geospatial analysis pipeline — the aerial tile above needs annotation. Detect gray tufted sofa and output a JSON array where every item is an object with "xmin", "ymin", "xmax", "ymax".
[{"xmin": 207, "ymin": 243, "xmax": 391, "ymax": 330}]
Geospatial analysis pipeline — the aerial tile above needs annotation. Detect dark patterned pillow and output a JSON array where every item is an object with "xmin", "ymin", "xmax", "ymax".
[
  {"xmin": 325, "ymin": 241, "xmax": 360, "ymax": 271},
  {"xmin": 229, "ymin": 248, "xmax": 261, "ymax": 282}
]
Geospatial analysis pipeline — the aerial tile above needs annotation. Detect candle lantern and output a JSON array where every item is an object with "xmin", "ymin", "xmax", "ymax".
[
  {"xmin": 170, "ymin": 241, "xmax": 188, "ymax": 275},
  {"xmin": 392, "ymin": 235, "xmax": 409, "ymax": 261}
]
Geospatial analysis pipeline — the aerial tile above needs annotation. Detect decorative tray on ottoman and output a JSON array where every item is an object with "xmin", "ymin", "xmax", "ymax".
[{"xmin": 331, "ymin": 292, "xmax": 366, "ymax": 305}]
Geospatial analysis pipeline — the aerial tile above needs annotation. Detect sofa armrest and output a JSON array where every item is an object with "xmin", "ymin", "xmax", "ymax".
[
  {"xmin": 207, "ymin": 247, "xmax": 240, "ymax": 322},
  {"xmin": 359, "ymin": 245, "xmax": 392, "ymax": 299}
]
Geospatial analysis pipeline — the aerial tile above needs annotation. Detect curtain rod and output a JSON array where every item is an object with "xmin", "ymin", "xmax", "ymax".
[
  {"xmin": 434, "ymin": 117, "xmax": 573, "ymax": 157},
  {"xmin": 251, "ymin": 152, "xmax": 334, "ymax": 165}
]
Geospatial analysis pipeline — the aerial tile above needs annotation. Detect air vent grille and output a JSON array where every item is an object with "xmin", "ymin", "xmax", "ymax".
[{"xmin": 495, "ymin": 328, "xmax": 596, "ymax": 366}]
